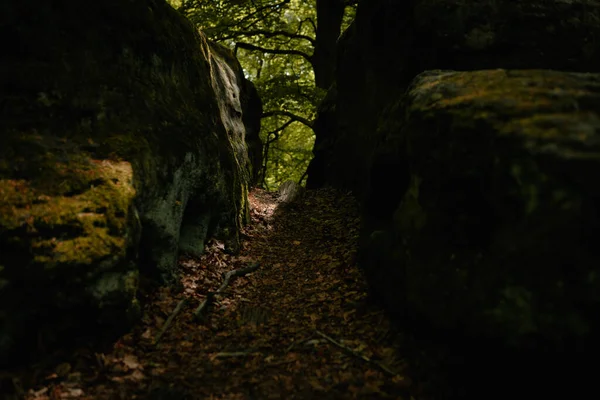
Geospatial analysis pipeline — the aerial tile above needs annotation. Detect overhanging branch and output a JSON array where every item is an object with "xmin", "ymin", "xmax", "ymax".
[
  {"xmin": 222, "ymin": 30, "xmax": 315, "ymax": 45},
  {"xmin": 262, "ymin": 111, "xmax": 313, "ymax": 129},
  {"xmin": 267, "ymin": 119, "xmax": 295, "ymax": 144},
  {"xmin": 235, "ymin": 42, "xmax": 313, "ymax": 64},
  {"xmin": 236, "ymin": 0, "xmax": 291, "ymax": 30}
]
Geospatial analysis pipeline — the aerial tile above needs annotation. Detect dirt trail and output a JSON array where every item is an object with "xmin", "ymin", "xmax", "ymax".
[{"xmin": 20, "ymin": 188, "xmax": 425, "ymax": 400}]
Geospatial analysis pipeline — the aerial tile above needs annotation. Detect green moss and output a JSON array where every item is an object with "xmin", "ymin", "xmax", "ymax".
[
  {"xmin": 0, "ymin": 0, "xmax": 256, "ymax": 361},
  {"xmin": 0, "ymin": 158, "xmax": 135, "ymax": 268},
  {"xmin": 239, "ymin": 182, "xmax": 250, "ymax": 226},
  {"xmin": 408, "ymin": 69, "xmax": 599, "ymax": 125}
]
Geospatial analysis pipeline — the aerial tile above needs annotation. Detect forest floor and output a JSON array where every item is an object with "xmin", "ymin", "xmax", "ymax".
[{"xmin": 13, "ymin": 188, "xmax": 433, "ymax": 400}]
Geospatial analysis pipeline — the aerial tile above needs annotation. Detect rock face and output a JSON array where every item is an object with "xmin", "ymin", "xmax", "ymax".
[
  {"xmin": 0, "ymin": 0, "xmax": 260, "ymax": 363},
  {"xmin": 309, "ymin": 0, "xmax": 600, "ymax": 348},
  {"xmin": 277, "ymin": 180, "xmax": 305, "ymax": 204},
  {"xmin": 309, "ymin": 0, "xmax": 600, "ymax": 195},
  {"xmin": 367, "ymin": 69, "xmax": 600, "ymax": 347}
]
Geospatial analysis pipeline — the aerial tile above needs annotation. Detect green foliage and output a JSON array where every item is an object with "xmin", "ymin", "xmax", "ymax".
[
  {"xmin": 168, "ymin": 0, "xmax": 355, "ymax": 189},
  {"xmin": 261, "ymin": 114, "xmax": 315, "ymax": 188}
]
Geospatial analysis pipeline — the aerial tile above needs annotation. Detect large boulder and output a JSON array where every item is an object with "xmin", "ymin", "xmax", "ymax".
[
  {"xmin": 0, "ymin": 0, "xmax": 259, "ymax": 364},
  {"xmin": 308, "ymin": 0, "xmax": 600, "ymax": 349},
  {"xmin": 363, "ymin": 69, "xmax": 600, "ymax": 348},
  {"xmin": 308, "ymin": 0, "xmax": 600, "ymax": 197}
]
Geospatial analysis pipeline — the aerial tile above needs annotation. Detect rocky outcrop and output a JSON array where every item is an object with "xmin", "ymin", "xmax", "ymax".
[
  {"xmin": 365, "ymin": 69, "xmax": 600, "ymax": 347},
  {"xmin": 309, "ymin": 0, "xmax": 600, "ymax": 196},
  {"xmin": 277, "ymin": 180, "xmax": 305, "ymax": 204},
  {"xmin": 0, "ymin": 0, "xmax": 259, "ymax": 364},
  {"xmin": 207, "ymin": 43, "xmax": 264, "ymax": 187},
  {"xmin": 309, "ymin": 0, "xmax": 600, "ymax": 349}
]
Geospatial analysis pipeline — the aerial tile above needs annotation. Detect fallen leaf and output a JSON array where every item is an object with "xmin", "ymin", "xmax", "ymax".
[
  {"xmin": 141, "ymin": 329, "xmax": 152, "ymax": 340},
  {"xmin": 308, "ymin": 378, "xmax": 326, "ymax": 391},
  {"xmin": 28, "ymin": 387, "xmax": 48, "ymax": 399},
  {"xmin": 122, "ymin": 354, "xmax": 140, "ymax": 370},
  {"xmin": 60, "ymin": 387, "xmax": 84, "ymax": 398},
  {"xmin": 261, "ymin": 355, "xmax": 273, "ymax": 363},
  {"xmin": 150, "ymin": 368, "xmax": 166, "ymax": 377},
  {"xmin": 125, "ymin": 370, "xmax": 146, "ymax": 382}
]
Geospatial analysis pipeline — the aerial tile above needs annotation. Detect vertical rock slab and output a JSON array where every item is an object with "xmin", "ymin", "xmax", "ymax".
[{"xmin": 0, "ymin": 0, "xmax": 258, "ymax": 364}]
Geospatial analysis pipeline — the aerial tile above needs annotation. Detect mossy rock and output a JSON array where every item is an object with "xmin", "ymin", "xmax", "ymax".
[
  {"xmin": 0, "ymin": 0, "xmax": 258, "ymax": 364},
  {"xmin": 310, "ymin": 0, "xmax": 600, "ymax": 197},
  {"xmin": 362, "ymin": 69, "xmax": 600, "ymax": 349}
]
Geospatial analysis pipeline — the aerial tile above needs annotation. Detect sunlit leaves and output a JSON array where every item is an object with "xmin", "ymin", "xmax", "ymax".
[{"xmin": 168, "ymin": 0, "xmax": 354, "ymax": 188}]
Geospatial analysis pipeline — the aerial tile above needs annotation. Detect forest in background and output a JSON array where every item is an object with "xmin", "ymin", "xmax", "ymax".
[{"xmin": 168, "ymin": 0, "xmax": 356, "ymax": 189}]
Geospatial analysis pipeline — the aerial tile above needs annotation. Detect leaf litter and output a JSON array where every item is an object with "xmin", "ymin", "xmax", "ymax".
[{"xmin": 16, "ymin": 188, "xmax": 426, "ymax": 399}]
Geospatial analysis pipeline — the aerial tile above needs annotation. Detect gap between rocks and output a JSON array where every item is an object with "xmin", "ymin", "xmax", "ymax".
[{"xmin": 17, "ymin": 188, "xmax": 428, "ymax": 400}]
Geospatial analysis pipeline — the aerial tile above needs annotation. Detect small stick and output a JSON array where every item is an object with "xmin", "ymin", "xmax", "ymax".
[
  {"xmin": 194, "ymin": 262, "xmax": 260, "ymax": 321},
  {"xmin": 285, "ymin": 334, "xmax": 313, "ymax": 353},
  {"xmin": 213, "ymin": 351, "xmax": 255, "ymax": 358},
  {"xmin": 155, "ymin": 298, "xmax": 188, "ymax": 344},
  {"xmin": 315, "ymin": 330, "xmax": 397, "ymax": 376},
  {"xmin": 266, "ymin": 360, "xmax": 297, "ymax": 367}
]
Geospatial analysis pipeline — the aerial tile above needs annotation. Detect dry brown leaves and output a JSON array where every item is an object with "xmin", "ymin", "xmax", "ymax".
[{"xmin": 17, "ymin": 188, "xmax": 422, "ymax": 400}]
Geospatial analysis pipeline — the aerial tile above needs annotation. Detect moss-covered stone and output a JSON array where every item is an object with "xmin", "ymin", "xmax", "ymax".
[
  {"xmin": 363, "ymin": 69, "xmax": 600, "ymax": 348},
  {"xmin": 309, "ymin": 0, "xmax": 600, "ymax": 198},
  {"xmin": 309, "ymin": 0, "xmax": 600, "ymax": 350},
  {"xmin": 0, "ymin": 0, "xmax": 260, "ymax": 364},
  {"xmin": 0, "ymin": 158, "xmax": 135, "ymax": 265}
]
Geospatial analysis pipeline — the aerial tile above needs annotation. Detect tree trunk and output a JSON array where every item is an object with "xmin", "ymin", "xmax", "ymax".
[{"xmin": 313, "ymin": 0, "xmax": 346, "ymax": 89}]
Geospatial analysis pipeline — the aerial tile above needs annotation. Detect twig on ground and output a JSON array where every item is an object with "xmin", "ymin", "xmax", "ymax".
[
  {"xmin": 155, "ymin": 298, "xmax": 188, "ymax": 345},
  {"xmin": 212, "ymin": 351, "xmax": 256, "ymax": 358},
  {"xmin": 266, "ymin": 359, "xmax": 297, "ymax": 367},
  {"xmin": 194, "ymin": 262, "xmax": 261, "ymax": 322},
  {"xmin": 315, "ymin": 330, "xmax": 397, "ymax": 376},
  {"xmin": 285, "ymin": 334, "xmax": 314, "ymax": 353}
]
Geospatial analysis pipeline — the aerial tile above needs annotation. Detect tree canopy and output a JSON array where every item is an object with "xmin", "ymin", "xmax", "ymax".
[{"xmin": 169, "ymin": 0, "xmax": 356, "ymax": 189}]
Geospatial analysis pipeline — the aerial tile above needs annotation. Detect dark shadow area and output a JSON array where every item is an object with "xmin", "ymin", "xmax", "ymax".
[{"xmin": 383, "ymin": 310, "xmax": 600, "ymax": 400}]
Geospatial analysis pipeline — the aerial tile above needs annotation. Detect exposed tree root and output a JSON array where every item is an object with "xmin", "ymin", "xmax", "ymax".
[
  {"xmin": 315, "ymin": 330, "xmax": 398, "ymax": 376},
  {"xmin": 194, "ymin": 262, "xmax": 260, "ymax": 322},
  {"xmin": 154, "ymin": 298, "xmax": 188, "ymax": 345}
]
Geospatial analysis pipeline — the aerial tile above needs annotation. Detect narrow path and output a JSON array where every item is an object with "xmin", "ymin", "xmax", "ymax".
[{"xmin": 24, "ymin": 188, "xmax": 425, "ymax": 400}]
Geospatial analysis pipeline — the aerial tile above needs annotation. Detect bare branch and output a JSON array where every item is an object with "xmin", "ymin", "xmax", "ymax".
[
  {"xmin": 216, "ymin": 0, "xmax": 291, "ymax": 31},
  {"xmin": 155, "ymin": 298, "xmax": 187, "ymax": 345},
  {"xmin": 262, "ymin": 110, "xmax": 313, "ymax": 128},
  {"xmin": 235, "ymin": 42, "xmax": 313, "ymax": 64},
  {"xmin": 305, "ymin": 18, "xmax": 317, "ymax": 33},
  {"xmin": 267, "ymin": 119, "xmax": 296, "ymax": 144},
  {"xmin": 315, "ymin": 330, "xmax": 398, "ymax": 376},
  {"xmin": 194, "ymin": 263, "xmax": 260, "ymax": 322},
  {"xmin": 221, "ymin": 30, "xmax": 315, "ymax": 45}
]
